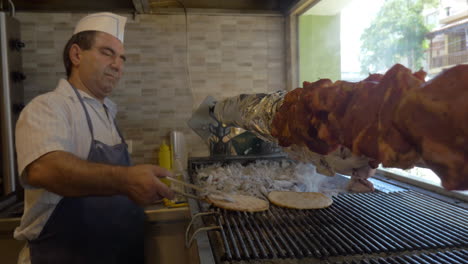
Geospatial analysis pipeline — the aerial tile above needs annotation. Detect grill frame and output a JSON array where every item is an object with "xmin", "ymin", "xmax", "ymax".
[
  {"xmin": 185, "ymin": 155, "xmax": 289, "ymax": 264},
  {"xmin": 185, "ymin": 156, "xmax": 468, "ymax": 264}
]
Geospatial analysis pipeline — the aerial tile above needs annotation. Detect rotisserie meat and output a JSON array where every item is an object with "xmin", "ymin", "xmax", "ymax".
[
  {"xmin": 271, "ymin": 64, "xmax": 468, "ymax": 190},
  {"xmin": 395, "ymin": 65, "xmax": 468, "ymax": 190}
]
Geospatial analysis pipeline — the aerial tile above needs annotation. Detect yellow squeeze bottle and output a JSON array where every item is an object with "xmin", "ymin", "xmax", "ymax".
[{"xmin": 158, "ymin": 140, "xmax": 171, "ymax": 186}]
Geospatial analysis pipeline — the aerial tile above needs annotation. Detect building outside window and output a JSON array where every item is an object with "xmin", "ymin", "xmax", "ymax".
[{"xmin": 426, "ymin": 0, "xmax": 468, "ymax": 76}]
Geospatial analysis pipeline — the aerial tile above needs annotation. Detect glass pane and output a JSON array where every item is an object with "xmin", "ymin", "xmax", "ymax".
[{"xmin": 298, "ymin": 0, "xmax": 468, "ymax": 189}]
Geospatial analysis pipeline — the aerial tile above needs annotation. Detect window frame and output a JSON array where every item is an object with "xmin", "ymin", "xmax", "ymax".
[{"xmin": 287, "ymin": 0, "xmax": 467, "ymax": 201}]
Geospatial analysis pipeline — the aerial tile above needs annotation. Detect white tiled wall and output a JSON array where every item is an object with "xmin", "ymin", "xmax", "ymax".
[{"xmin": 16, "ymin": 12, "xmax": 286, "ymax": 164}]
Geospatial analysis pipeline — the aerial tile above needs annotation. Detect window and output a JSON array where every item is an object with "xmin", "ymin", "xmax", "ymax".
[
  {"xmin": 297, "ymin": 0, "xmax": 467, "ymax": 196},
  {"xmin": 425, "ymin": 11, "xmax": 438, "ymax": 26}
]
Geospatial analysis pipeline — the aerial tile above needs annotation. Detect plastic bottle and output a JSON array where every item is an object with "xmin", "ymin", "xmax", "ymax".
[
  {"xmin": 170, "ymin": 158, "xmax": 188, "ymax": 204},
  {"xmin": 158, "ymin": 140, "xmax": 171, "ymax": 186}
]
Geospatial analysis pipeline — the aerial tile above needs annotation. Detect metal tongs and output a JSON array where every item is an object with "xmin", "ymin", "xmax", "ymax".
[
  {"xmin": 164, "ymin": 176, "xmax": 206, "ymax": 201},
  {"xmin": 163, "ymin": 176, "xmax": 235, "ymax": 202}
]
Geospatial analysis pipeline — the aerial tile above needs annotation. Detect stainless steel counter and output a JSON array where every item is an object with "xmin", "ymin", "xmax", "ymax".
[
  {"xmin": 144, "ymin": 203, "xmax": 200, "ymax": 264},
  {"xmin": 0, "ymin": 203, "xmax": 199, "ymax": 264},
  {"xmin": 0, "ymin": 203, "xmax": 191, "ymax": 231}
]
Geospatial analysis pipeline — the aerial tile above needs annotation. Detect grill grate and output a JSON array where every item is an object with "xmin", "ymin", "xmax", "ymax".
[
  {"xmin": 329, "ymin": 249, "xmax": 468, "ymax": 264},
  {"xmin": 209, "ymin": 191, "xmax": 468, "ymax": 263}
]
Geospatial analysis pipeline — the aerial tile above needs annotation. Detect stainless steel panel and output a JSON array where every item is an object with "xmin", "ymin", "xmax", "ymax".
[{"xmin": 0, "ymin": 12, "xmax": 24, "ymax": 195}]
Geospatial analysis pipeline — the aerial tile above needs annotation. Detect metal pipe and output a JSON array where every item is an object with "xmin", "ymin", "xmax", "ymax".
[
  {"xmin": 228, "ymin": 211, "xmax": 251, "ymax": 259},
  {"xmin": 234, "ymin": 211, "xmax": 259, "ymax": 259},
  {"xmin": 241, "ymin": 211, "xmax": 268, "ymax": 258},
  {"xmin": 0, "ymin": 12, "xmax": 18, "ymax": 195},
  {"xmin": 377, "ymin": 192, "xmax": 466, "ymax": 245},
  {"xmin": 215, "ymin": 210, "xmax": 232, "ymax": 261},
  {"xmin": 245, "ymin": 212, "xmax": 276, "ymax": 259}
]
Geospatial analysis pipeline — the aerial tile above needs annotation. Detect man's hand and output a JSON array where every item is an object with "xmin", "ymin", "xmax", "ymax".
[{"xmin": 120, "ymin": 165, "xmax": 175, "ymax": 205}]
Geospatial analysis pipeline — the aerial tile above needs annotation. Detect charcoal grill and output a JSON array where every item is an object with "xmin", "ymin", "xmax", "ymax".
[{"xmin": 185, "ymin": 157, "xmax": 468, "ymax": 264}]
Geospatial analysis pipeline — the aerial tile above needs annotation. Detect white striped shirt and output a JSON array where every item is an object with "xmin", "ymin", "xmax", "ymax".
[{"xmin": 14, "ymin": 78, "xmax": 122, "ymax": 243}]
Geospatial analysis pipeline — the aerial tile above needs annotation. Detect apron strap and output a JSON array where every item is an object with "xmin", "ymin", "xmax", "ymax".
[
  {"xmin": 114, "ymin": 119, "xmax": 127, "ymax": 145},
  {"xmin": 70, "ymin": 85, "xmax": 95, "ymax": 140}
]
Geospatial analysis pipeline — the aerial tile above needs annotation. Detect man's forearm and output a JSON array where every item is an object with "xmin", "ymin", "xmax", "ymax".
[{"xmin": 26, "ymin": 151, "xmax": 127, "ymax": 197}]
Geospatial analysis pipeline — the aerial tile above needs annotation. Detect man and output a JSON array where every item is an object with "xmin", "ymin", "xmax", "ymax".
[{"xmin": 14, "ymin": 13, "xmax": 174, "ymax": 264}]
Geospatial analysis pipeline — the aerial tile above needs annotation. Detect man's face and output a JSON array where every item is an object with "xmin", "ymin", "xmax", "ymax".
[{"xmin": 77, "ymin": 32, "xmax": 126, "ymax": 100}]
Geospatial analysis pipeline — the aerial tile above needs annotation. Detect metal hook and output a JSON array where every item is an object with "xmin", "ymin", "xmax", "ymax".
[
  {"xmin": 185, "ymin": 211, "xmax": 221, "ymax": 248},
  {"xmin": 7, "ymin": 0, "xmax": 15, "ymax": 17}
]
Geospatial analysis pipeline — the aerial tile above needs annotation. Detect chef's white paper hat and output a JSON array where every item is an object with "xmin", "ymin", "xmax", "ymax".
[{"xmin": 73, "ymin": 12, "xmax": 127, "ymax": 43}]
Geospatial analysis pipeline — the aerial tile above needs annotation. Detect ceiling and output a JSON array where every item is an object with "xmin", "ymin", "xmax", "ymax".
[
  {"xmin": 303, "ymin": 0, "xmax": 353, "ymax": 16},
  {"xmin": 1, "ymin": 0, "xmax": 300, "ymax": 14}
]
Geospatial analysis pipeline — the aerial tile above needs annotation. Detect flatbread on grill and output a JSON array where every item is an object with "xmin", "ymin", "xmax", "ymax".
[
  {"xmin": 206, "ymin": 194, "xmax": 269, "ymax": 212},
  {"xmin": 268, "ymin": 191, "xmax": 333, "ymax": 209}
]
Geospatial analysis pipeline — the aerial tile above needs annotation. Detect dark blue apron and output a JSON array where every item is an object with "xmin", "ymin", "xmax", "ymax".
[{"xmin": 28, "ymin": 86, "xmax": 145, "ymax": 264}]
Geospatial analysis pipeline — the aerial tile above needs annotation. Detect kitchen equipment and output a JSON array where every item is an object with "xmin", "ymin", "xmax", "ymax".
[
  {"xmin": 187, "ymin": 96, "xmax": 217, "ymax": 143},
  {"xmin": 230, "ymin": 131, "xmax": 282, "ymax": 156},
  {"xmin": 165, "ymin": 131, "xmax": 189, "ymax": 207},
  {"xmin": 187, "ymin": 96, "xmax": 235, "ymax": 156},
  {"xmin": 0, "ymin": 11, "xmax": 25, "ymax": 197},
  {"xmin": 208, "ymin": 119, "xmax": 232, "ymax": 156},
  {"xmin": 164, "ymin": 176, "xmax": 234, "ymax": 203},
  {"xmin": 188, "ymin": 96, "xmax": 283, "ymax": 157},
  {"xmin": 170, "ymin": 130, "xmax": 187, "ymax": 170},
  {"xmin": 165, "ymin": 176, "xmax": 206, "ymax": 201},
  {"xmin": 0, "ymin": 11, "xmax": 27, "ymax": 264},
  {"xmin": 184, "ymin": 156, "xmax": 468, "ymax": 264}
]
